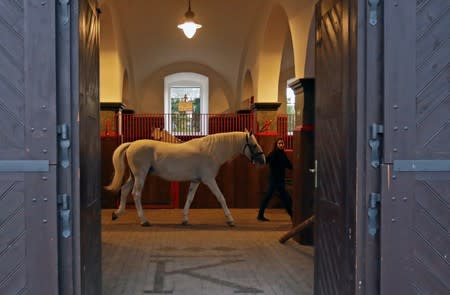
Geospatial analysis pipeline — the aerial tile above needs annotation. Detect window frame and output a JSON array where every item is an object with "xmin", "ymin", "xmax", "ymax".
[{"xmin": 164, "ymin": 73, "xmax": 209, "ymax": 135}]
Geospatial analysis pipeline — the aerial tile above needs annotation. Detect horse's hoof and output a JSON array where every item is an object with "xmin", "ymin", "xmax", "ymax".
[
  {"xmin": 112, "ymin": 212, "xmax": 118, "ymax": 221},
  {"xmin": 227, "ymin": 221, "xmax": 235, "ymax": 227},
  {"xmin": 141, "ymin": 221, "xmax": 151, "ymax": 227},
  {"xmin": 181, "ymin": 220, "xmax": 190, "ymax": 226}
]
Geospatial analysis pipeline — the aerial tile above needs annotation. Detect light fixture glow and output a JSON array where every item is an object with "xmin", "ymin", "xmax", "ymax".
[{"xmin": 178, "ymin": 0, "xmax": 202, "ymax": 39}]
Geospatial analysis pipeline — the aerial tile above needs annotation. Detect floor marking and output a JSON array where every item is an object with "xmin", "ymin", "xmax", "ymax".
[{"xmin": 143, "ymin": 258, "xmax": 263, "ymax": 294}]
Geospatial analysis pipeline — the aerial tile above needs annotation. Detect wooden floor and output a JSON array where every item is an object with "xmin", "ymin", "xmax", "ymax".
[{"xmin": 102, "ymin": 209, "xmax": 314, "ymax": 295}]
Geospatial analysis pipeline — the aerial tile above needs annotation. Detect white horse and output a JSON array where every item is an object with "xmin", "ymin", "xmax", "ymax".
[{"xmin": 105, "ymin": 130, "xmax": 265, "ymax": 226}]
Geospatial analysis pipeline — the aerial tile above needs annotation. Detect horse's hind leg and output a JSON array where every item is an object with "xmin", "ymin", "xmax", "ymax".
[
  {"xmin": 203, "ymin": 179, "xmax": 234, "ymax": 226},
  {"xmin": 131, "ymin": 173, "xmax": 151, "ymax": 226},
  {"xmin": 112, "ymin": 176, "xmax": 133, "ymax": 221},
  {"xmin": 182, "ymin": 181, "xmax": 200, "ymax": 225}
]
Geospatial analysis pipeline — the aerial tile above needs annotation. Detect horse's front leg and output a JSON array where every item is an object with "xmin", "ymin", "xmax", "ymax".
[
  {"xmin": 203, "ymin": 178, "xmax": 235, "ymax": 227},
  {"xmin": 112, "ymin": 176, "xmax": 133, "ymax": 221},
  {"xmin": 131, "ymin": 173, "xmax": 151, "ymax": 226},
  {"xmin": 182, "ymin": 181, "xmax": 200, "ymax": 225}
]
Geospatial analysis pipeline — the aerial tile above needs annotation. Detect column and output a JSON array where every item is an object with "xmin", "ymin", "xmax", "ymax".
[{"xmin": 289, "ymin": 78, "xmax": 315, "ymax": 245}]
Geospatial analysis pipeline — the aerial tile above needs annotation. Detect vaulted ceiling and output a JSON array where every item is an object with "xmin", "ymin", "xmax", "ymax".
[{"xmin": 99, "ymin": 0, "xmax": 316, "ymax": 110}]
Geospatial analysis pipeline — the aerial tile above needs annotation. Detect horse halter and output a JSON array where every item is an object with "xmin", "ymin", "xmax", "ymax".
[{"xmin": 243, "ymin": 134, "xmax": 265, "ymax": 162}]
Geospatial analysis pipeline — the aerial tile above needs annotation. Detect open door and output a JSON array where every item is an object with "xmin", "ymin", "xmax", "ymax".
[
  {"xmin": 1, "ymin": 1, "xmax": 101, "ymax": 294},
  {"xmin": 314, "ymin": 0, "xmax": 357, "ymax": 293},
  {"xmin": 380, "ymin": 1, "xmax": 450, "ymax": 293},
  {"xmin": 76, "ymin": 0, "xmax": 102, "ymax": 294},
  {"xmin": 57, "ymin": 0, "xmax": 101, "ymax": 294},
  {"xmin": 0, "ymin": 1, "xmax": 59, "ymax": 294}
]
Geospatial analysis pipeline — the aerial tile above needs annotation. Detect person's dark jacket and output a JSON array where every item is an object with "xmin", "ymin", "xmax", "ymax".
[{"xmin": 266, "ymin": 149, "xmax": 292, "ymax": 184}]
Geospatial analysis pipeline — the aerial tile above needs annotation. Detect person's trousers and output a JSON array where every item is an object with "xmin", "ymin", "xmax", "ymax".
[{"xmin": 258, "ymin": 181, "xmax": 293, "ymax": 217}]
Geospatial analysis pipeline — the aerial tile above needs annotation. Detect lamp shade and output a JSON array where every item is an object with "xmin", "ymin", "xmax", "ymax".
[
  {"xmin": 177, "ymin": 0, "xmax": 201, "ymax": 39},
  {"xmin": 177, "ymin": 21, "xmax": 202, "ymax": 39}
]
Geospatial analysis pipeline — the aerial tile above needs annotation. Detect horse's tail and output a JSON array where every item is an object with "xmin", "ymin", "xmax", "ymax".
[{"xmin": 104, "ymin": 142, "xmax": 132, "ymax": 192}]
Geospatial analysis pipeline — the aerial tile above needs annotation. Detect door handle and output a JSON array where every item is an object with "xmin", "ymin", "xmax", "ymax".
[{"xmin": 309, "ymin": 160, "xmax": 318, "ymax": 188}]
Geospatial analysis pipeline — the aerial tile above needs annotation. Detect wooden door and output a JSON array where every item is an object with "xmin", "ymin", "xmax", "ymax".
[
  {"xmin": 380, "ymin": 0, "xmax": 450, "ymax": 293},
  {"xmin": 314, "ymin": 0, "xmax": 357, "ymax": 293},
  {"xmin": 55, "ymin": 0, "xmax": 102, "ymax": 294},
  {"xmin": 0, "ymin": 1, "xmax": 59, "ymax": 294},
  {"xmin": 77, "ymin": 0, "xmax": 102, "ymax": 294}
]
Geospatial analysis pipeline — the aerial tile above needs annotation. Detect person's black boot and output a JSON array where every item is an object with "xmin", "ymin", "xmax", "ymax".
[{"xmin": 257, "ymin": 215, "xmax": 270, "ymax": 222}]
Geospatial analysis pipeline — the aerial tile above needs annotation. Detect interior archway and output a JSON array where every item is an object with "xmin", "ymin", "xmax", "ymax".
[
  {"xmin": 256, "ymin": 4, "xmax": 291, "ymax": 103},
  {"xmin": 99, "ymin": 4, "xmax": 122, "ymax": 102},
  {"xmin": 122, "ymin": 70, "xmax": 130, "ymax": 108},
  {"xmin": 278, "ymin": 25, "xmax": 295, "ymax": 114},
  {"xmin": 242, "ymin": 70, "xmax": 254, "ymax": 109}
]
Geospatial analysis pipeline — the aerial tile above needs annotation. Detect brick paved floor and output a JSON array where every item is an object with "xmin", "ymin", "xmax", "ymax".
[{"xmin": 102, "ymin": 209, "xmax": 314, "ymax": 295}]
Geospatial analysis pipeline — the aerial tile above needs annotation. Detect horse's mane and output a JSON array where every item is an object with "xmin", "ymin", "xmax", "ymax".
[
  {"xmin": 189, "ymin": 132, "xmax": 246, "ymax": 164},
  {"xmin": 195, "ymin": 131, "xmax": 245, "ymax": 146}
]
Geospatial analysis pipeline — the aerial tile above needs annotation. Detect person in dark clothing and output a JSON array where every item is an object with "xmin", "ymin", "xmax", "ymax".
[{"xmin": 257, "ymin": 138, "xmax": 293, "ymax": 221}]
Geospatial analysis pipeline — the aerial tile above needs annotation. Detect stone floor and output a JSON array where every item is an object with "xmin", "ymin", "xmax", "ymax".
[{"xmin": 102, "ymin": 208, "xmax": 314, "ymax": 295}]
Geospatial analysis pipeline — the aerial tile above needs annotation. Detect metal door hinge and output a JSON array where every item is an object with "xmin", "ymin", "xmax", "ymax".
[
  {"xmin": 57, "ymin": 194, "xmax": 72, "ymax": 238},
  {"xmin": 58, "ymin": 0, "xmax": 70, "ymax": 25},
  {"xmin": 368, "ymin": 0, "xmax": 380, "ymax": 26},
  {"xmin": 368, "ymin": 192, "xmax": 381, "ymax": 236},
  {"xmin": 369, "ymin": 123, "xmax": 383, "ymax": 168},
  {"xmin": 57, "ymin": 123, "xmax": 71, "ymax": 168}
]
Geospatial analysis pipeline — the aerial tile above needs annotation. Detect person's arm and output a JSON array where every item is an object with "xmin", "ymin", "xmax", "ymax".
[
  {"xmin": 284, "ymin": 153, "xmax": 293, "ymax": 170},
  {"xmin": 266, "ymin": 151, "xmax": 273, "ymax": 164}
]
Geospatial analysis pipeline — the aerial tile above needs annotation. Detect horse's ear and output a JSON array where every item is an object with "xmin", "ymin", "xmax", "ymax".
[
  {"xmin": 249, "ymin": 129, "xmax": 253, "ymax": 136},
  {"xmin": 244, "ymin": 128, "xmax": 248, "ymax": 133}
]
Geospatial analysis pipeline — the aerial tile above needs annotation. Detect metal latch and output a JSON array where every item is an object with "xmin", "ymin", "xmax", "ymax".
[
  {"xmin": 57, "ymin": 194, "xmax": 72, "ymax": 238},
  {"xmin": 57, "ymin": 123, "xmax": 71, "ymax": 168},
  {"xmin": 368, "ymin": 192, "xmax": 381, "ymax": 236},
  {"xmin": 309, "ymin": 160, "xmax": 318, "ymax": 188},
  {"xmin": 369, "ymin": 123, "xmax": 383, "ymax": 168},
  {"xmin": 368, "ymin": 0, "xmax": 380, "ymax": 26}
]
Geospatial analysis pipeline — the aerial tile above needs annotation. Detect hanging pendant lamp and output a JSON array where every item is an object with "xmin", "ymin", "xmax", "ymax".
[{"xmin": 177, "ymin": 0, "xmax": 202, "ymax": 39}]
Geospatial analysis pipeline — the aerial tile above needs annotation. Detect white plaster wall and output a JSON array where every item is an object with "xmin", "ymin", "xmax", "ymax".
[
  {"xmin": 138, "ymin": 62, "xmax": 232, "ymax": 114},
  {"xmin": 99, "ymin": 4, "xmax": 123, "ymax": 102}
]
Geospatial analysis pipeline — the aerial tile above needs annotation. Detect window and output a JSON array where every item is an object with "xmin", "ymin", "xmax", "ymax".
[
  {"xmin": 164, "ymin": 73, "xmax": 209, "ymax": 134},
  {"xmin": 169, "ymin": 87, "xmax": 201, "ymax": 133},
  {"xmin": 286, "ymin": 78, "xmax": 296, "ymax": 134}
]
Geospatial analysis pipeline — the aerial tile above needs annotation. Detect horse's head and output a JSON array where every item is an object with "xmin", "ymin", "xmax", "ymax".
[{"xmin": 243, "ymin": 130, "xmax": 266, "ymax": 166}]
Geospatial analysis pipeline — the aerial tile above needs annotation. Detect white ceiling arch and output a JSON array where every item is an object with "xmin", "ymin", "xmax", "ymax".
[
  {"xmin": 256, "ymin": 3, "xmax": 291, "ymax": 102},
  {"xmin": 99, "ymin": 0, "xmax": 317, "ymax": 110}
]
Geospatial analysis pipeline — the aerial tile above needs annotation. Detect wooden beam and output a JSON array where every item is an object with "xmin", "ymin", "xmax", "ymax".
[{"xmin": 279, "ymin": 215, "xmax": 315, "ymax": 244}]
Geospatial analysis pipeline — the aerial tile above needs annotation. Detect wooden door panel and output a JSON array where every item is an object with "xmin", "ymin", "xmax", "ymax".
[
  {"xmin": 314, "ymin": 0, "xmax": 355, "ymax": 294},
  {"xmin": 0, "ymin": 1, "xmax": 59, "ymax": 295},
  {"xmin": 0, "ymin": 0, "xmax": 27, "ymax": 291},
  {"xmin": 78, "ymin": 0, "xmax": 102, "ymax": 294},
  {"xmin": 316, "ymin": 119, "xmax": 344, "ymax": 204},
  {"xmin": 381, "ymin": 0, "xmax": 450, "ymax": 294}
]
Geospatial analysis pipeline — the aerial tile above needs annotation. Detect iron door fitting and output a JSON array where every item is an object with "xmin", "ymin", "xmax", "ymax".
[
  {"xmin": 393, "ymin": 160, "xmax": 450, "ymax": 172},
  {"xmin": 369, "ymin": 123, "xmax": 384, "ymax": 168},
  {"xmin": 368, "ymin": 0, "xmax": 380, "ymax": 26},
  {"xmin": 58, "ymin": 194, "xmax": 72, "ymax": 238},
  {"xmin": 0, "ymin": 160, "xmax": 50, "ymax": 172},
  {"xmin": 368, "ymin": 192, "xmax": 381, "ymax": 236},
  {"xmin": 57, "ymin": 123, "xmax": 71, "ymax": 168}
]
